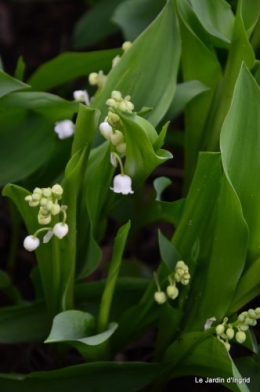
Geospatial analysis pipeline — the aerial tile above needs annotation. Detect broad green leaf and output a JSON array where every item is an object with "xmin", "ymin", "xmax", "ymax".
[
  {"xmin": 92, "ymin": 0, "xmax": 181, "ymax": 127},
  {"xmin": 185, "ymin": 173, "xmax": 248, "ymax": 330},
  {"xmin": 158, "ymin": 230, "xmax": 182, "ymax": 273},
  {"xmin": 235, "ymin": 357, "xmax": 260, "ymax": 392},
  {"xmin": 0, "ymin": 278, "xmax": 148, "ymax": 344},
  {"xmin": 0, "ymin": 92, "xmax": 77, "ymax": 185},
  {"xmin": 77, "ymin": 141, "xmax": 113, "ymax": 278},
  {"xmin": 0, "ymin": 362, "xmax": 160, "ymax": 392},
  {"xmin": 119, "ymin": 112, "xmax": 172, "ymax": 186},
  {"xmin": 0, "ymin": 70, "xmax": 29, "ymax": 97},
  {"xmin": 0, "ymin": 91, "xmax": 78, "ymax": 120},
  {"xmin": 72, "ymin": 0, "xmax": 121, "ymax": 49},
  {"xmin": 228, "ymin": 256, "xmax": 260, "ymax": 315},
  {"xmin": 205, "ymin": 0, "xmax": 255, "ymax": 152},
  {"xmin": 46, "ymin": 309, "xmax": 117, "ymax": 360},
  {"xmin": 162, "ymin": 80, "xmax": 210, "ymax": 122},
  {"xmin": 112, "ymin": 0, "xmax": 165, "ymax": 41},
  {"xmin": 175, "ymin": 0, "xmax": 222, "ymax": 189},
  {"xmin": 190, "ymin": 0, "xmax": 235, "ymax": 47},
  {"xmin": 27, "ymin": 49, "xmax": 120, "ymax": 91},
  {"xmin": 220, "ymin": 64, "xmax": 260, "ymax": 264},
  {"xmin": 162, "ymin": 332, "xmax": 250, "ymax": 392},
  {"xmin": 241, "ymin": 0, "xmax": 260, "ymax": 36},
  {"xmin": 0, "ymin": 300, "xmax": 50, "ymax": 343}
]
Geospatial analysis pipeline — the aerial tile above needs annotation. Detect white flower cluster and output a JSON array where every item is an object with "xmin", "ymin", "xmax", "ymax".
[
  {"xmin": 98, "ymin": 90, "xmax": 135, "ymax": 196},
  {"xmin": 154, "ymin": 261, "xmax": 191, "ymax": 305},
  {"xmin": 215, "ymin": 308, "xmax": 260, "ymax": 351},
  {"xmin": 23, "ymin": 184, "xmax": 69, "ymax": 252}
]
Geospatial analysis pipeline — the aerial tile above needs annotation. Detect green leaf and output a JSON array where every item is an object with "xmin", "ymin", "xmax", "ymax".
[
  {"xmin": 0, "ymin": 362, "xmax": 160, "ymax": 392},
  {"xmin": 158, "ymin": 230, "xmax": 182, "ymax": 273},
  {"xmin": 0, "ymin": 70, "xmax": 29, "ymax": 97},
  {"xmin": 241, "ymin": 0, "xmax": 260, "ymax": 36},
  {"xmin": 92, "ymin": 0, "xmax": 181, "ymax": 127},
  {"xmin": 0, "ymin": 300, "xmax": 50, "ymax": 344},
  {"xmin": 46, "ymin": 309, "xmax": 117, "ymax": 360},
  {"xmin": 72, "ymin": 0, "xmax": 121, "ymax": 49},
  {"xmin": 185, "ymin": 172, "xmax": 248, "ymax": 329},
  {"xmin": 27, "ymin": 49, "xmax": 120, "ymax": 91},
  {"xmin": 162, "ymin": 80, "xmax": 210, "ymax": 121},
  {"xmin": 162, "ymin": 332, "xmax": 250, "ymax": 392},
  {"xmin": 190, "ymin": 0, "xmax": 235, "ymax": 47},
  {"xmin": 119, "ymin": 112, "xmax": 172, "ymax": 186},
  {"xmin": 112, "ymin": 0, "xmax": 165, "ymax": 41},
  {"xmin": 14, "ymin": 56, "xmax": 26, "ymax": 81},
  {"xmin": 228, "ymin": 256, "xmax": 260, "ymax": 315},
  {"xmin": 175, "ymin": 0, "xmax": 222, "ymax": 189},
  {"xmin": 235, "ymin": 357, "xmax": 260, "ymax": 392},
  {"xmin": 0, "ymin": 92, "xmax": 77, "ymax": 185},
  {"xmin": 220, "ymin": 64, "xmax": 260, "ymax": 264}
]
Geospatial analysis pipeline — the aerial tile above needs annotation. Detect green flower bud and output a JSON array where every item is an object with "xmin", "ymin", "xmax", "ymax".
[
  {"xmin": 89, "ymin": 72, "xmax": 99, "ymax": 85},
  {"xmin": 38, "ymin": 214, "xmax": 51, "ymax": 225},
  {"xmin": 116, "ymin": 142, "xmax": 126, "ymax": 154},
  {"xmin": 25, "ymin": 195, "xmax": 32, "ymax": 202},
  {"xmin": 122, "ymin": 41, "xmax": 132, "ymax": 51},
  {"xmin": 39, "ymin": 207, "xmax": 49, "ymax": 216},
  {"xmin": 110, "ymin": 130, "xmax": 124, "ymax": 146},
  {"xmin": 226, "ymin": 328, "xmax": 234, "ymax": 339},
  {"xmin": 248, "ymin": 309, "xmax": 256, "ymax": 319},
  {"xmin": 239, "ymin": 324, "xmax": 249, "ymax": 332},
  {"xmin": 33, "ymin": 187, "xmax": 42, "ymax": 195},
  {"xmin": 111, "ymin": 91, "xmax": 122, "ymax": 100},
  {"xmin": 32, "ymin": 193, "xmax": 41, "ymax": 201},
  {"xmin": 236, "ymin": 331, "xmax": 246, "ymax": 344},
  {"xmin": 52, "ymin": 184, "xmax": 63, "ymax": 197},
  {"xmin": 216, "ymin": 324, "xmax": 225, "ymax": 335},
  {"xmin": 29, "ymin": 200, "xmax": 39, "ymax": 207},
  {"xmin": 51, "ymin": 204, "xmax": 61, "ymax": 216},
  {"xmin": 42, "ymin": 188, "xmax": 52, "ymax": 197},
  {"xmin": 154, "ymin": 291, "xmax": 167, "ymax": 305},
  {"xmin": 40, "ymin": 197, "xmax": 48, "ymax": 207},
  {"xmin": 166, "ymin": 285, "xmax": 179, "ymax": 300}
]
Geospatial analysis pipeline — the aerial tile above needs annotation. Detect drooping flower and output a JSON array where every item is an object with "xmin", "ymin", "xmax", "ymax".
[
  {"xmin": 154, "ymin": 291, "xmax": 167, "ymax": 305},
  {"xmin": 23, "ymin": 235, "xmax": 40, "ymax": 252},
  {"xmin": 73, "ymin": 90, "xmax": 90, "ymax": 106},
  {"xmin": 53, "ymin": 223, "xmax": 69, "ymax": 239},
  {"xmin": 54, "ymin": 120, "xmax": 74, "ymax": 139},
  {"xmin": 110, "ymin": 174, "xmax": 134, "ymax": 195}
]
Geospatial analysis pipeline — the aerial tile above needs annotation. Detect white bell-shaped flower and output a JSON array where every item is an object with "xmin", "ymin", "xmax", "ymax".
[
  {"xmin": 54, "ymin": 120, "xmax": 74, "ymax": 139},
  {"xmin": 23, "ymin": 235, "xmax": 40, "ymax": 251},
  {"xmin": 110, "ymin": 174, "xmax": 134, "ymax": 195},
  {"xmin": 53, "ymin": 223, "xmax": 69, "ymax": 239},
  {"xmin": 99, "ymin": 122, "xmax": 113, "ymax": 139},
  {"xmin": 73, "ymin": 90, "xmax": 90, "ymax": 106}
]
